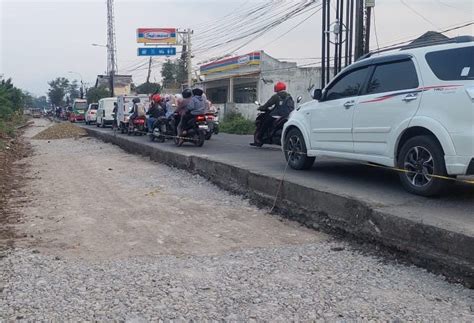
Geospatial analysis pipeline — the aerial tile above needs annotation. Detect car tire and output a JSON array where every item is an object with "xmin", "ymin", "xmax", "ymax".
[
  {"xmin": 101, "ymin": 120, "xmax": 105, "ymax": 128},
  {"xmin": 397, "ymin": 135, "xmax": 447, "ymax": 197},
  {"xmin": 284, "ymin": 128, "xmax": 315, "ymax": 170}
]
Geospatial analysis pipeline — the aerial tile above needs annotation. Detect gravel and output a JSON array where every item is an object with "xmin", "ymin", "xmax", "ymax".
[
  {"xmin": 1, "ymin": 244, "xmax": 473, "ymax": 321},
  {"xmin": 1, "ymin": 119, "xmax": 473, "ymax": 320}
]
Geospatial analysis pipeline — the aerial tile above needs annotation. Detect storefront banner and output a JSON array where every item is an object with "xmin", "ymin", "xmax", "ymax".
[{"xmin": 200, "ymin": 52, "xmax": 261, "ymax": 75}]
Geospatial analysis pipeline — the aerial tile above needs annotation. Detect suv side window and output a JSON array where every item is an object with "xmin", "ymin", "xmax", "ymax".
[
  {"xmin": 366, "ymin": 59, "xmax": 419, "ymax": 95},
  {"xmin": 426, "ymin": 46, "xmax": 474, "ymax": 80},
  {"xmin": 324, "ymin": 67, "xmax": 369, "ymax": 101}
]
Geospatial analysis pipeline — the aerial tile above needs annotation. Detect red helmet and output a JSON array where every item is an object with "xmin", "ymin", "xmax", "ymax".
[
  {"xmin": 152, "ymin": 94, "xmax": 161, "ymax": 103},
  {"xmin": 274, "ymin": 81, "xmax": 286, "ymax": 92}
]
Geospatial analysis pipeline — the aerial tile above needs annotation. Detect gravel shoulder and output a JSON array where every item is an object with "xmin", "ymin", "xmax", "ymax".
[{"xmin": 1, "ymin": 119, "xmax": 473, "ymax": 321}]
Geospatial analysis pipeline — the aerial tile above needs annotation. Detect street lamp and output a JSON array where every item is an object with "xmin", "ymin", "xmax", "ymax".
[{"xmin": 68, "ymin": 71, "xmax": 84, "ymax": 99}]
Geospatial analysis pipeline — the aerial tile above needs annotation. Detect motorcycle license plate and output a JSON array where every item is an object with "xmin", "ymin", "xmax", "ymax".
[{"xmin": 198, "ymin": 125, "xmax": 209, "ymax": 130}]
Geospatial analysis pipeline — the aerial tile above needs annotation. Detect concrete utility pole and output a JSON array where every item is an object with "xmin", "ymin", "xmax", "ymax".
[
  {"xmin": 107, "ymin": 0, "xmax": 118, "ymax": 97},
  {"xmin": 146, "ymin": 56, "xmax": 153, "ymax": 84}
]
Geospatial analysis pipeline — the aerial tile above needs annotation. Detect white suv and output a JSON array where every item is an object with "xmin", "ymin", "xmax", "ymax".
[{"xmin": 283, "ymin": 40, "xmax": 474, "ymax": 196}]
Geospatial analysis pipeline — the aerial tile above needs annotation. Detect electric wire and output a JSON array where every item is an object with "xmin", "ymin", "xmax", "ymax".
[{"xmin": 399, "ymin": 0, "xmax": 440, "ymax": 30}]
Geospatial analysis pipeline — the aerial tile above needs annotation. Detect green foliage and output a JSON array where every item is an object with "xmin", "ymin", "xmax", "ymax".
[
  {"xmin": 0, "ymin": 77, "xmax": 27, "ymax": 140},
  {"xmin": 161, "ymin": 59, "xmax": 187, "ymax": 88},
  {"xmin": 48, "ymin": 77, "xmax": 69, "ymax": 106},
  {"xmin": 220, "ymin": 112, "xmax": 255, "ymax": 135},
  {"xmin": 135, "ymin": 82, "xmax": 161, "ymax": 95},
  {"xmin": 34, "ymin": 96, "xmax": 49, "ymax": 109},
  {"xmin": 68, "ymin": 79, "xmax": 81, "ymax": 100},
  {"xmin": 86, "ymin": 86, "xmax": 110, "ymax": 104}
]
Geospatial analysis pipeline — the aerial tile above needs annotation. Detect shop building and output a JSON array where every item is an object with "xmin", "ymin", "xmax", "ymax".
[{"xmin": 199, "ymin": 51, "xmax": 322, "ymax": 120}]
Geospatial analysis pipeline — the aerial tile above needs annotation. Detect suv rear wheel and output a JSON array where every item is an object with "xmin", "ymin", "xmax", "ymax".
[
  {"xmin": 284, "ymin": 128, "xmax": 315, "ymax": 170},
  {"xmin": 397, "ymin": 135, "xmax": 448, "ymax": 196}
]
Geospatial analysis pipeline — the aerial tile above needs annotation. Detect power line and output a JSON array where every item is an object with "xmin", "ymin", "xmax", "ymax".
[
  {"xmin": 260, "ymin": 6, "xmax": 321, "ymax": 48},
  {"xmin": 399, "ymin": 0, "xmax": 440, "ymax": 30},
  {"xmin": 373, "ymin": 20, "xmax": 474, "ymax": 52}
]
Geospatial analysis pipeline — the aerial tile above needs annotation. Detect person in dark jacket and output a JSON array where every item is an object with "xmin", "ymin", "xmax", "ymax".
[
  {"xmin": 250, "ymin": 81, "xmax": 294, "ymax": 146},
  {"xmin": 147, "ymin": 94, "xmax": 165, "ymax": 131}
]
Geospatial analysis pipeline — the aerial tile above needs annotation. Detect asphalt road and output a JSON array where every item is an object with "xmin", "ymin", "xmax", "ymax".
[{"xmin": 83, "ymin": 124, "xmax": 474, "ymax": 238}]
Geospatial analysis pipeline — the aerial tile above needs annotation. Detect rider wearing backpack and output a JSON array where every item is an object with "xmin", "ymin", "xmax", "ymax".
[{"xmin": 251, "ymin": 81, "xmax": 294, "ymax": 146}]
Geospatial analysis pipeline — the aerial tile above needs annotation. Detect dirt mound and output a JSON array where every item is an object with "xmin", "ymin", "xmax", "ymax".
[{"xmin": 32, "ymin": 123, "xmax": 87, "ymax": 140}]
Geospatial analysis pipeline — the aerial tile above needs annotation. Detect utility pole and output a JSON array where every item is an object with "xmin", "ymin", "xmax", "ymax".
[
  {"xmin": 364, "ymin": 0, "xmax": 375, "ymax": 55},
  {"xmin": 186, "ymin": 29, "xmax": 193, "ymax": 88},
  {"xmin": 146, "ymin": 56, "xmax": 153, "ymax": 84},
  {"xmin": 354, "ymin": 0, "xmax": 365, "ymax": 60},
  {"xmin": 107, "ymin": 0, "xmax": 118, "ymax": 97}
]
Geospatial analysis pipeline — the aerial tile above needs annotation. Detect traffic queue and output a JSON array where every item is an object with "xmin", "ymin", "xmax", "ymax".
[{"xmin": 83, "ymin": 88, "xmax": 221, "ymax": 147}]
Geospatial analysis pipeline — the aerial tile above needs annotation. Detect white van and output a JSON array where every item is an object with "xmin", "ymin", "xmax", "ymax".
[{"xmin": 96, "ymin": 97, "xmax": 117, "ymax": 128}]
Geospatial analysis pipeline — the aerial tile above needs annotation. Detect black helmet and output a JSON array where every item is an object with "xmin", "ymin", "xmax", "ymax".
[
  {"xmin": 192, "ymin": 88, "xmax": 204, "ymax": 96},
  {"xmin": 132, "ymin": 97, "xmax": 140, "ymax": 103},
  {"xmin": 182, "ymin": 88, "xmax": 192, "ymax": 99}
]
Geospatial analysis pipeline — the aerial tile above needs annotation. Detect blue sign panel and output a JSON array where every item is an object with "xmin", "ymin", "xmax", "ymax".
[{"xmin": 137, "ymin": 47, "xmax": 176, "ymax": 56}]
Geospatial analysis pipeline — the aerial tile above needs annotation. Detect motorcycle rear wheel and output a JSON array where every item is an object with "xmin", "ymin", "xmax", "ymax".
[{"xmin": 196, "ymin": 131, "xmax": 205, "ymax": 147}]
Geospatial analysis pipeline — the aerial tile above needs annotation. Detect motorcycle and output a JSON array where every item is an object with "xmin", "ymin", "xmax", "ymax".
[
  {"xmin": 149, "ymin": 116, "xmax": 176, "ymax": 143},
  {"xmin": 127, "ymin": 116, "xmax": 146, "ymax": 136},
  {"xmin": 252, "ymin": 97, "xmax": 301, "ymax": 146},
  {"xmin": 174, "ymin": 113, "xmax": 208, "ymax": 147}
]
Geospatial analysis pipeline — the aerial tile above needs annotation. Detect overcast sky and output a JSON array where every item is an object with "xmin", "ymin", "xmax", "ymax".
[{"xmin": 0, "ymin": 0, "xmax": 473, "ymax": 96}]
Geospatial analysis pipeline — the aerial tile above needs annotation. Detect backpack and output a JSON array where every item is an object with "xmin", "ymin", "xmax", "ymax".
[
  {"xmin": 136, "ymin": 103, "xmax": 146, "ymax": 117},
  {"xmin": 271, "ymin": 95, "xmax": 294, "ymax": 117}
]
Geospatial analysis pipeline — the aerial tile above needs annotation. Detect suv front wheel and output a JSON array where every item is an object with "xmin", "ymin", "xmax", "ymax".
[
  {"xmin": 284, "ymin": 128, "xmax": 315, "ymax": 170},
  {"xmin": 397, "ymin": 135, "xmax": 448, "ymax": 196}
]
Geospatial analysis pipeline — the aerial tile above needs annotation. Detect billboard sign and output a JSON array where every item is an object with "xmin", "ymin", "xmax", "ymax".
[
  {"xmin": 137, "ymin": 28, "xmax": 177, "ymax": 44},
  {"xmin": 137, "ymin": 47, "xmax": 177, "ymax": 56}
]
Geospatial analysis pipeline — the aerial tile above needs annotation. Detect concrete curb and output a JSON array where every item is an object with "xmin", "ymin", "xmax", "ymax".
[{"xmin": 85, "ymin": 127, "xmax": 474, "ymax": 288}]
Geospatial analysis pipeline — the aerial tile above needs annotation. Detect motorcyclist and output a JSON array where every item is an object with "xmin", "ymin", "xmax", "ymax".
[
  {"xmin": 250, "ymin": 81, "xmax": 294, "ymax": 146},
  {"xmin": 146, "ymin": 94, "xmax": 165, "ymax": 132},
  {"xmin": 180, "ymin": 88, "xmax": 206, "ymax": 134}
]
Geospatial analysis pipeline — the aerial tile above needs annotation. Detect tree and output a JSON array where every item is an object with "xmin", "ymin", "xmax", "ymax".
[
  {"xmin": 161, "ymin": 59, "xmax": 188, "ymax": 88},
  {"xmin": 161, "ymin": 59, "xmax": 176, "ymax": 88},
  {"xmin": 34, "ymin": 96, "xmax": 49, "ymax": 109},
  {"xmin": 68, "ymin": 79, "xmax": 80, "ymax": 101},
  {"xmin": 175, "ymin": 58, "xmax": 187, "ymax": 85},
  {"xmin": 86, "ymin": 86, "xmax": 109, "ymax": 104},
  {"xmin": 47, "ymin": 77, "xmax": 69, "ymax": 107},
  {"xmin": 135, "ymin": 82, "xmax": 161, "ymax": 95}
]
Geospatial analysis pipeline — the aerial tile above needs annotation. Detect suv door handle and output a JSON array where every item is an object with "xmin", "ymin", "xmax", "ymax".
[
  {"xmin": 343, "ymin": 100, "xmax": 355, "ymax": 109},
  {"xmin": 402, "ymin": 93, "xmax": 418, "ymax": 102}
]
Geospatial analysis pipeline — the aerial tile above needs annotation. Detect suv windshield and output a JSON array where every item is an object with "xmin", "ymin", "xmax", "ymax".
[
  {"xmin": 425, "ymin": 46, "xmax": 474, "ymax": 80},
  {"xmin": 90, "ymin": 104, "xmax": 98, "ymax": 110}
]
